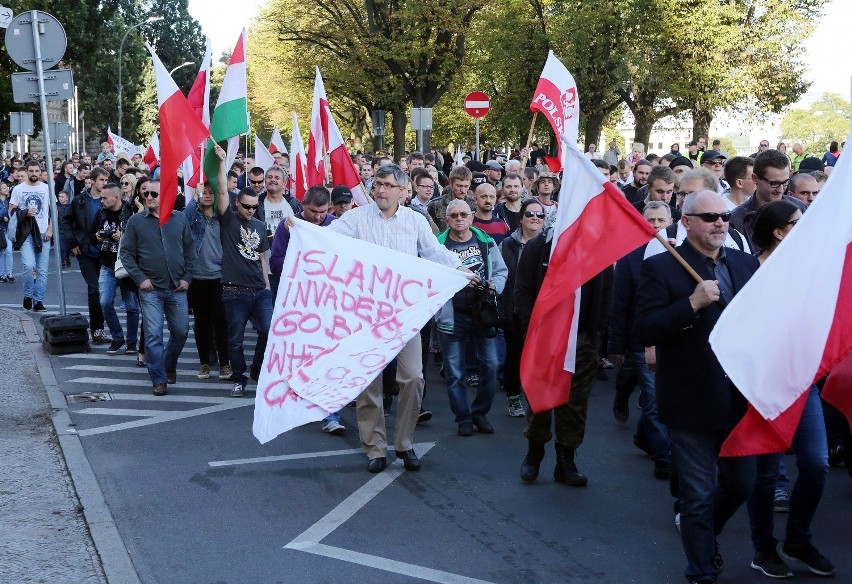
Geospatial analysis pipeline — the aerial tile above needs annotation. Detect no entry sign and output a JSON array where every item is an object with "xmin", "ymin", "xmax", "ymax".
[{"xmin": 464, "ymin": 91, "xmax": 490, "ymax": 118}]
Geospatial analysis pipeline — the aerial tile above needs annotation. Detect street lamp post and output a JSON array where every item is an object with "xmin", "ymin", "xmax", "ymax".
[
  {"xmin": 169, "ymin": 61, "xmax": 194, "ymax": 76},
  {"xmin": 117, "ymin": 15, "xmax": 163, "ymax": 136}
]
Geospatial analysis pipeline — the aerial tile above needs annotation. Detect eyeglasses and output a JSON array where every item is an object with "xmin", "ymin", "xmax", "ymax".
[
  {"xmin": 523, "ymin": 211, "xmax": 546, "ymax": 218},
  {"xmin": 416, "ymin": 183, "xmax": 433, "ymax": 189},
  {"xmin": 374, "ymin": 181, "xmax": 401, "ymax": 190},
  {"xmin": 239, "ymin": 202, "xmax": 259, "ymax": 210},
  {"xmin": 704, "ymin": 160, "xmax": 724, "ymax": 167},
  {"xmin": 685, "ymin": 212, "xmax": 731, "ymax": 223},
  {"xmin": 759, "ymin": 143, "xmax": 769, "ymax": 148},
  {"xmin": 447, "ymin": 212, "xmax": 470, "ymax": 219},
  {"xmin": 758, "ymin": 175, "xmax": 790, "ymax": 189},
  {"xmin": 249, "ymin": 179, "xmax": 265, "ymax": 185},
  {"xmin": 144, "ymin": 192, "xmax": 159, "ymax": 199}
]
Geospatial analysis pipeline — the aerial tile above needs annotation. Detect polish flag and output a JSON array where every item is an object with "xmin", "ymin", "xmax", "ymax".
[
  {"xmin": 454, "ymin": 146, "xmax": 464, "ymax": 167},
  {"xmin": 269, "ymin": 127, "xmax": 288, "ymax": 155},
  {"xmin": 290, "ymin": 112, "xmax": 308, "ymax": 201},
  {"xmin": 184, "ymin": 38, "xmax": 212, "ymax": 189},
  {"xmin": 145, "ymin": 43, "xmax": 210, "ymax": 226},
  {"xmin": 710, "ymin": 131, "xmax": 852, "ymax": 456},
  {"xmin": 326, "ymin": 105, "xmax": 369, "ymax": 206},
  {"xmin": 529, "ymin": 51, "xmax": 580, "ymax": 172},
  {"xmin": 142, "ymin": 132, "xmax": 159, "ymax": 171},
  {"xmin": 307, "ymin": 67, "xmax": 329, "ymax": 188},
  {"xmin": 253, "ymin": 134, "xmax": 276, "ymax": 174},
  {"xmin": 520, "ymin": 138, "xmax": 656, "ymax": 412}
]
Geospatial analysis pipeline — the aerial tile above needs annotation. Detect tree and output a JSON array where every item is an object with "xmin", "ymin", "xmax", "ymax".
[{"xmin": 780, "ymin": 93, "xmax": 851, "ymax": 155}]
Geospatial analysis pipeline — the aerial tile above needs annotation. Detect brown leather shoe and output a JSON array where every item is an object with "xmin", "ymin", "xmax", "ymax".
[{"xmin": 153, "ymin": 383, "xmax": 167, "ymax": 396}]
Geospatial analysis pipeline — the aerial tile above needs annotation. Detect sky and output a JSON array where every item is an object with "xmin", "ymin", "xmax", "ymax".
[{"xmin": 188, "ymin": 0, "xmax": 848, "ymax": 107}]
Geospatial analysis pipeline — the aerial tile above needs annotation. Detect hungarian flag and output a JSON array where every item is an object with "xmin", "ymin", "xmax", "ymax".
[
  {"xmin": 145, "ymin": 43, "xmax": 210, "ymax": 226},
  {"xmin": 307, "ymin": 67, "xmax": 329, "ymax": 188},
  {"xmin": 529, "ymin": 51, "xmax": 579, "ymax": 172},
  {"xmin": 269, "ymin": 127, "xmax": 288, "ymax": 155},
  {"xmin": 203, "ymin": 30, "xmax": 248, "ymax": 195},
  {"xmin": 520, "ymin": 139, "xmax": 656, "ymax": 412},
  {"xmin": 142, "ymin": 132, "xmax": 159, "ymax": 171},
  {"xmin": 290, "ymin": 112, "xmax": 308, "ymax": 201},
  {"xmin": 710, "ymin": 131, "xmax": 852, "ymax": 456},
  {"xmin": 184, "ymin": 38, "xmax": 212, "ymax": 189}
]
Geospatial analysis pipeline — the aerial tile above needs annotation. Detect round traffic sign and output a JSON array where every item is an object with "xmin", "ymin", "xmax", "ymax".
[
  {"xmin": 464, "ymin": 91, "xmax": 490, "ymax": 118},
  {"xmin": 4, "ymin": 10, "xmax": 67, "ymax": 71}
]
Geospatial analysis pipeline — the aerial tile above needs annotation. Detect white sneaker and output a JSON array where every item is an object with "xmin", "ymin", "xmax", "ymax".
[{"xmin": 322, "ymin": 420, "xmax": 346, "ymax": 435}]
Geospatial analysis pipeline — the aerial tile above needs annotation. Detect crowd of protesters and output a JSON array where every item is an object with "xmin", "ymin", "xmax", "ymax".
[{"xmin": 1, "ymin": 133, "xmax": 849, "ymax": 584}]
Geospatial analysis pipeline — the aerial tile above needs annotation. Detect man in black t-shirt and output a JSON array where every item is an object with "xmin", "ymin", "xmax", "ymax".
[{"xmin": 216, "ymin": 145, "xmax": 272, "ymax": 397}]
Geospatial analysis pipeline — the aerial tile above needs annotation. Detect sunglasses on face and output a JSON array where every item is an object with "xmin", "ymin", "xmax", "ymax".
[
  {"xmin": 685, "ymin": 211, "xmax": 731, "ymax": 223},
  {"xmin": 121, "ymin": 182, "xmax": 131, "ymax": 186},
  {"xmin": 523, "ymin": 211, "xmax": 546, "ymax": 218},
  {"xmin": 144, "ymin": 192, "xmax": 159, "ymax": 199},
  {"xmin": 249, "ymin": 179, "xmax": 265, "ymax": 185},
  {"xmin": 239, "ymin": 202, "xmax": 259, "ymax": 210},
  {"xmin": 447, "ymin": 212, "xmax": 470, "ymax": 219}
]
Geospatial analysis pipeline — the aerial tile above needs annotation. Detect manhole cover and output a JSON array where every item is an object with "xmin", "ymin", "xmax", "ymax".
[{"xmin": 65, "ymin": 392, "xmax": 112, "ymax": 403}]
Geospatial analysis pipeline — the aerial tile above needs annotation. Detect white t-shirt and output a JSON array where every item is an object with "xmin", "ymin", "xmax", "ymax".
[
  {"xmin": 263, "ymin": 196, "xmax": 294, "ymax": 235},
  {"xmin": 11, "ymin": 181, "xmax": 50, "ymax": 233}
]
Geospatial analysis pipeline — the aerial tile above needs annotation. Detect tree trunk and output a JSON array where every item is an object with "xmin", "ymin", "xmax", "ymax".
[
  {"xmin": 692, "ymin": 109, "xmax": 713, "ymax": 142},
  {"xmin": 633, "ymin": 113, "xmax": 655, "ymax": 151},
  {"xmin": 584, "ymin": 115, "xmax": 604, "ymax": 151},
  {"xmin": 391, "ymin": 109, "xmax": 408, "ymax": 160}
]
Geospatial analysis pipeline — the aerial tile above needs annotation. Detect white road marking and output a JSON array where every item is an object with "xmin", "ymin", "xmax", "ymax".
[
  {"xmin": 75, "ymin": 408, "xmax": 176, "ymax": 417},
  {"xmin": 64, "ymin": 365, "xmax": 211, "ymax": 376},
  {"xmin": 76, "ymin": 400, "xmax": 252, "ymax": 437},
  {"xmin": 108, "ymin": 393, "xmax": 234, "ymax": 404},
  {"xmin": 209, "ymin": 447, "xmax": 368, "ymax": 468},
  {"xmin": 68, "ymin": 377, "xmax": 232, "ymax": 390}
]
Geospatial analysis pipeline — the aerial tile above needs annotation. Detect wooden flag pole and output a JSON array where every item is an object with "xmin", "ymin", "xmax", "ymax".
[
  {"xmin": 654, "ymin": 231, "xmax": 703, "ymax": 284},
  {"xmin": 519, "ymin": 111, "xmax": 538, "ymax": 168}
]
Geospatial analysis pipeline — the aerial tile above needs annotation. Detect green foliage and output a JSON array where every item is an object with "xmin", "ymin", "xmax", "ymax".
[{"xmin": 780, "ymin": 92, "xmax": 851, "ymax": 154}]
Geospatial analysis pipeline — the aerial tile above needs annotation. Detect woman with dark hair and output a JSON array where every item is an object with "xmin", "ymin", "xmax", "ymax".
[
  {"xmin": 821, "ymin": 141, "xmax": 840, "ymax": 167},
  {"xmin": 498, "ymin": 198, "xmax": 545, "ymax": 418},
  {"xmin": 746, "ymin": 199, "xmax": 835, "ymax": 577},
  {"xmin": 750, "ymin": 199, "xmax": 801, "ymax": 261}
]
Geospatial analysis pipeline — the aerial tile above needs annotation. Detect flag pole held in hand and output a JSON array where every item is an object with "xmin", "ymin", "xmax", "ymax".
[{"xmin": 654, "ymin": 231, "xmax": 702, "ymax": 283}]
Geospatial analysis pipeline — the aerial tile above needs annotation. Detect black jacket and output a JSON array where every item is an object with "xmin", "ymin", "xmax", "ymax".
[
  {"xmin": 608, "ymin": 243, "xmax": 647, "ymax": 355},
  {"xmin": 63, "ymin": 191, "xmax": 100, "ymax": 253},
  {"xmin": 13, "ymin": 209, "xmax": 42, "ymax": 252},
  {"xmin": 634, "ymin": 239, "xmax": 759, "ymax": 432}
]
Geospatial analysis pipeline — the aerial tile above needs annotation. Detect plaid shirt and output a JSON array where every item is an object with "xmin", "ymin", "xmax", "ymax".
[{"xmin": 327, "ymin": 203, "xmax": 460, "ymax": 268}]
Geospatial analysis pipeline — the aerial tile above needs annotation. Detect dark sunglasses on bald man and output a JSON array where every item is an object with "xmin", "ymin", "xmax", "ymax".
[
  {"xmin": 240, "ymin": 202, "xmax": 259, "ymax": 210},
  {"xmin": 685, "ymin": 211, "xmax": 731, "ymax": 223}
]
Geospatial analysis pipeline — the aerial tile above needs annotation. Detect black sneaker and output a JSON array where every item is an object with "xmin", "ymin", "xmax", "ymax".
[
  {"xmin": 124, "ymin": 342, "xmax": 137, "ymax": 355},
  {"xmin": 472, "ymin": 414, "xmax": 494, "ymax": 434},
  {"xmin": 23, "ymin": 296, "xmax": 32, "ymax": 310},
  {"xmin": 750, "ymin": 548, "xmax": 793, "ymax": 578},
  {"xmin": 781, "ymin": 541, "xmax": 835, "ymax": 576},
  {"xmin": 106, "ymin": 339, "xmax": 125, "ymax": 355},
  {"xmin": 231, "ymin": 382, "xmax": 245, "ymax": 398},
  {"xmin": 417, "ymin": 408, "xmax": 432, "ymax": 424},
  {"xmin": 91, "ymin": 329, "xmax": 110, "ymax": 344},
  {"xmin": 32, "ymin": 301, "xmax": 47, "ymax": 312}
]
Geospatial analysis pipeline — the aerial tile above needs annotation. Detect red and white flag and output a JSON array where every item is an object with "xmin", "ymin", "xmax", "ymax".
[
  {"xmin": 327, "ymin": 105, "xmax": 368, "ymax": 206},
  {"xmin": 290, "ymin": 112, "xmax": 308, "ymax": 201},
  {"xmin": 184, "ymin": 38, "xmax": 212, "ymax": 189},
  {"xmin": 253, "ymin": 134, "xmax": 275, "ymax": 174},
  {"xmin": 145, "ymin": 43, "xmax": 210, "ymax": 226},
  {"xmin": 520, "ymin": 139, "xmax": 656, "ymax": 412},
  {"xmin": 307, "ymin": 67, "xmax": 329, "ymax": 187},
  {"xmin": 106, "ymin": 127, "xmax": 143, "ymax": 157},
  {"xmin": 142, "ymin": 132, "xmax": 159, "ymax": 171},
  {"xmin": 529, "ymin": 51, "xmax": 579, "ymax": 172},
  {"xmin": 710, "ymin": 131, "xmax": 852, "ymax": 456},
  {"xmin": 269, "ymin": 127, "xmax": 288, "ymax": 155}
]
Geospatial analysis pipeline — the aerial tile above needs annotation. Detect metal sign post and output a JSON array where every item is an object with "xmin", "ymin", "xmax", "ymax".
[{"xmin": 464, "ymin": 91, "xmax": 490, "ymax": 162}]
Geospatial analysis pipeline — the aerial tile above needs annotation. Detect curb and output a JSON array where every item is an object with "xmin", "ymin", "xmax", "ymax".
[{"xmin": 14, "ymin": 308, "xmax": 142, "ymax": 584}]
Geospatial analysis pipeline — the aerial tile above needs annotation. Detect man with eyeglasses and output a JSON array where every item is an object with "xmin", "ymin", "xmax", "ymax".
[
  {"xmin": 436, "ymin": 198, "xmax": 508, "ymax": 437},
  {"xmin": 788, "ymin": 172, "xmax": 820, "ymax": 207},
  {"xmin": 120, "ymin": 180, "xmax": 197, "ymax": 396},
  {"xmin": 700, "ymin": 150, "xmax": 727, "ymax": 193},
  {"xmin": 750, "ymin": 140, "xmax": 770, "ymax": 159},
  {"xmin": 246, "ymin": 166, "xmax": 266, "ymax": 196},
  {"xmin": 730, "ymin": 149, "xmax": 807, "ymax": 253},
  {"xmin": 217, "ymin": 157, "xmax": 273, "ymax": 398},
  {"xmin": 635, "ymin": 189, "xmax": 761, "ymax": 584},
  {"xmin": 324, "ymin": 164, "xmax": 462, "ymax": 473}
]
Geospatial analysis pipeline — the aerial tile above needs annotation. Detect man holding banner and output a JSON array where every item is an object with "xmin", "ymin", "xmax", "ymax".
[{"xmin": 326, "ymin": 165, "xmax": 465, "ymax": 473}]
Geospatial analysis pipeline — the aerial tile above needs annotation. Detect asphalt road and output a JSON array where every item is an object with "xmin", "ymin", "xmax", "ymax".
[{"xmin": 3, "ymin": 252, "xmax": 851, "ymax": 584}]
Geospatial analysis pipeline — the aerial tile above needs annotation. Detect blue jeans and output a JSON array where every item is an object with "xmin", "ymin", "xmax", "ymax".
[
  {"xmin": 669, "ymin": 427, "xmax": 756, "ymax": 582},
  {"xmin": 99, "ymin": 266, "xmax": 139, "ymax": 345},
  {"xmin": 633, "ymin": 350, "xmax": 671, "ymax": 462},
  {"xmin": 747, "ymin": 386, "xmax": 829, "ymax": 551},
  {"xmin": 19, "ymin": 235, "xmax": 50, "ymax": 302},
  {"xmin": 138, "ymin": 288, "xmax": 189, "ymax": 386},
  {"xmin": 223, "ymin": 288, "xmax": 272, "ymax": 385},
  {"xmin": 438, "ymin": 313, "xmax": 499, "ymax": 423},
  {"xmin": 0, "ymin": 232, "xmax": 12, "ymax": 276}
]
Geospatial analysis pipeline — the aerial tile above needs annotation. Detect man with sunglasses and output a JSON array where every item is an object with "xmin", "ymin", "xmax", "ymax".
[
  {"xmin": 217, "ymin": 157, "xmax": 272, "ymax": 398},
  {"xmin": 729, "ymin": 149, "xmax": 807, "ymax": 253},
  {"xmin": 635, "ymin": 190, "xmax": 760, "ymax": 584},
  {"xmin": 120, "ymin": 180, "xmax": 197, "ymax": 396}
]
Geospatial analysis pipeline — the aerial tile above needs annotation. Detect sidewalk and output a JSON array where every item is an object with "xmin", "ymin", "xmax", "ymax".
[{"xmin": 0, "ymin": 308, "xmax": 106, "ymax": 583}]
